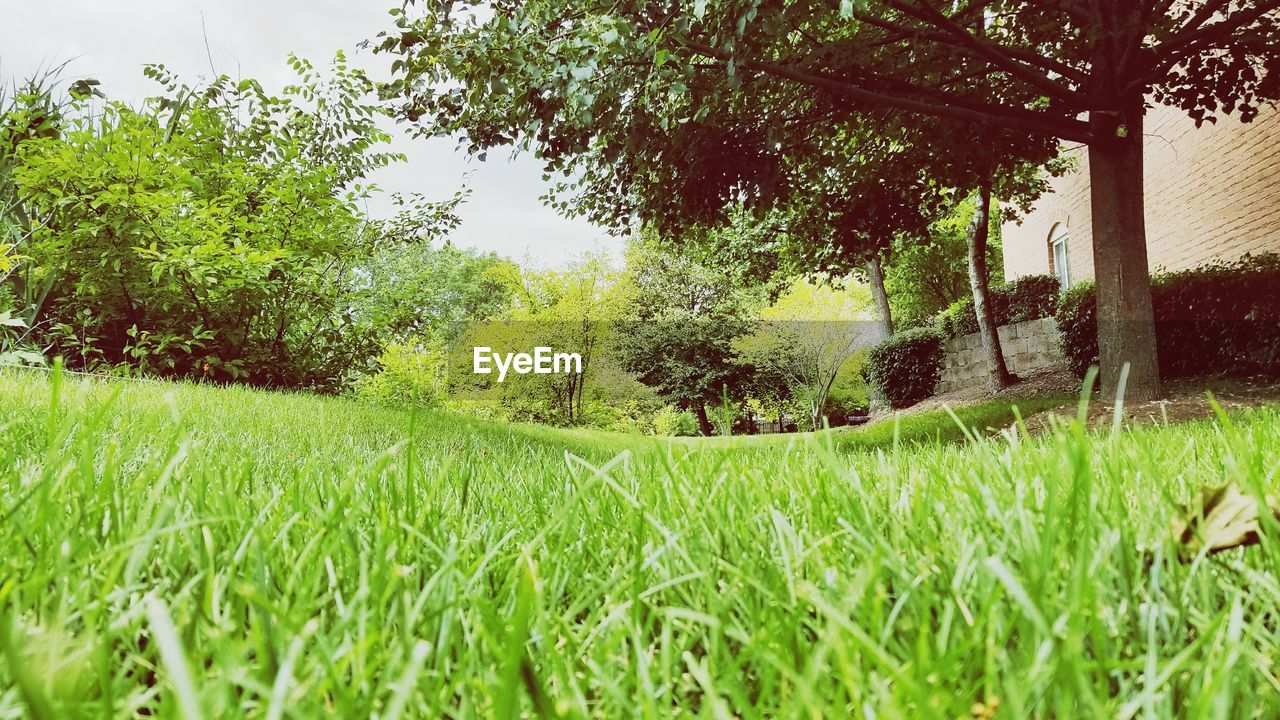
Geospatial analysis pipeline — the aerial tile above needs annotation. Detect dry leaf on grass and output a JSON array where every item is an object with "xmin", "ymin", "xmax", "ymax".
[{"xmin": 1171, "ymin": 482, "xmax": 1280, "ymax": 559}]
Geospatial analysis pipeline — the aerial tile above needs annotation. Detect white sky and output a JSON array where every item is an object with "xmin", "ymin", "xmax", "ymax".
[{"xmin": 0, "ymin": 0, "xmax": 621, "ymax": 268}]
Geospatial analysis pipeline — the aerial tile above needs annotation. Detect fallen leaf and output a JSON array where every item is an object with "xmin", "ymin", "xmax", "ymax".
[{"xmin": 1171, "ymin": 482, "xmax": 1280, "ymax": 559}]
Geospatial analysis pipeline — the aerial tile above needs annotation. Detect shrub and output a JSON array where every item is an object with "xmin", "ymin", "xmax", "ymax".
[
  {"xmin": 1003, "ymin": 275, "xmax": 1062, "ymax": 324},
  {"xmin": 934, "ymin": 296, "xmax": 978, "ymax": 339},
  {"xmin": 651, "ymin": 405, "xmax": 700, "ymax": 436},
  {"xmin": 867, "ymin": 327, "xmax": 945, "ymax": 409},
  {"xmin": 1055, "ymin": 281, "xmax": 1098, "ymax": 378},
  {"xmin": 1055, "ymin": 253, "xmax": 1280, "ymax": 380},
  {"xmin": 934, "ymin": 274, "xmax": 1061, "ymax": 339},
  {"xmin": 355, "ymin": 339, "xmax": 449, "ymax": 407}
]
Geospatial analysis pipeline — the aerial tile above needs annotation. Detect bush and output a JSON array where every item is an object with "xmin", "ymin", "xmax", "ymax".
[
  {"xmin": 1003, "ymin": 275, "xmax": 1062, "ymax": 324},
  {"xmin": 355, "ymin": 339, "xmax": 449, "ymax": 407},
  {"xmin": 867, "ymin": 327, "xmax": 945, "ymax": 409},
  {"xmin": 1055, "ymin": 254, "xmax": 1280, "ymax": 380},
  {"xmin": 1055, "ymin": 280, "xmax": 1099, "ymax": 378},
  {"xmin": 934, "ymin": 274, "xmax": 1061, "ymax": 339},
  {"xmin": 651, "ymin": 406, "xmax": 700, "ymax": 436}
]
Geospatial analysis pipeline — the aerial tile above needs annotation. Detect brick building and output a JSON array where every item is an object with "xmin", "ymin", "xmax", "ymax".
[{"xmin": 1002, "ymin": 104, "xmax": 1280, "ymax": 285}]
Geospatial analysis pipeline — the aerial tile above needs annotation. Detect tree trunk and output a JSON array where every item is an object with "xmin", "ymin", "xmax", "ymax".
[
  {"xmin": 1088, "ymin": 105, "xmax": 1161, "ymax": 400},
  {"xmin": 967, "ymin": 181, "xmax": 1015, "ymax": 392},
  {"xmin": 865, "ymin": 256, "xmax": 894, "ymax": 338},
  {"xmin": 693, "ymin": 402, "xmax": 713, "ymax": 436}
]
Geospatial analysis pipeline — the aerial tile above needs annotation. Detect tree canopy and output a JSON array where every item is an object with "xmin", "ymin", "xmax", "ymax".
[{"xmin": 378, "ymin": 0, "xmax": 1280, "ymax": 398}]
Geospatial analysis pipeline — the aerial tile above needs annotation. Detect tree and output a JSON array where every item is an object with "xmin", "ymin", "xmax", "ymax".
[
  {"xmin": 0, "ymin": 67, "xmax": 80, "ymax": 363},
  {"xmin": 769, "ymin": 128, "xmax": 945, "ymax": 340},
  {"xmin": 614, "ymin": 235, "xmax": 762, "ymax": 435},
  {"xmin": 352, "ymin": 232, "xmax": 512, "ymax": 347},
  {"xmin": 967, "ymin": 181, "xmax": 1015, "ymax": 388},
  {"xmin": 885, "ymin": 205, "xmax": 1000, "ymax": 330},
  {"xmin": 735, "ymin": 278, "xmax": 876, "ymax": 430},
  {"xmin": 11, "ymin": 56, "xmax": 451, "ymax": 389},
  {"xmin": 379, "ymin": 1, "xmax": 1280, "ymax": 399},
  {"xmin": 467, "ymin": 253, "xmax": 623, "ymax": 425}
]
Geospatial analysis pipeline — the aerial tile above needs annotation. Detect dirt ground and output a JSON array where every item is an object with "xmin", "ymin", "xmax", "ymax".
[{"xmin": 877, "ymin": 363, "xmax": 1280, "ymax": 434}]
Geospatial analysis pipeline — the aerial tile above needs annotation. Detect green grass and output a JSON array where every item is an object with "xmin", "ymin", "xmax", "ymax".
[
  {"xmin": 2, "ymin": 366, "xmax": 1279, "ymax": 718},
  {"xmin": 687, "ymin": 395, "xmax": 1074, "ymax": 453}
]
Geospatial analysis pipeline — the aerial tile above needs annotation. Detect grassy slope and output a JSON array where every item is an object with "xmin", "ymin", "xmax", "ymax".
[
  {"xmin": 1, "ymin": 368, "xmax": 1279, "ymax": 718},
  {"xmin": 687, "ymin": 394, "xmax": 1074, "ymax": 453}
]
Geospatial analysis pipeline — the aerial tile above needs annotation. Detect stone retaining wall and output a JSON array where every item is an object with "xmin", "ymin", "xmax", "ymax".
[{"xmin": 938, "ymin": 316, "xmax": 1065, "ymax": 392}]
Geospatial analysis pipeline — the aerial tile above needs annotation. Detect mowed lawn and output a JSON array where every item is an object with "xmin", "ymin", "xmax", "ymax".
[{"xmin": 1, "ymin": 368, "xmax": 1279, "ymax": 718}]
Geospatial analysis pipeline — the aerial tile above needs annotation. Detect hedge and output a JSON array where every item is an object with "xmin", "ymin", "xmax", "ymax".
[
  {"xmin": 1056, "ymin": 253, "xmax": 1280, "ymax": 380},
  {"xmin": 935, "ymin": 274, "xmax": 1060, "ymax": 340},
  {"xmin": 867, "ymin": 327, "xmax": 945, "ymax": 409}
]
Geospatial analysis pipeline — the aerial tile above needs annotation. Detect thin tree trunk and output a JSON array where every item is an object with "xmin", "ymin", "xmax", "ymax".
[
  {"xmin": 865, "ymin": 256, "xmax": 894, "ymax": 338},
  {"xmin": 1088, "ymin": 104, "xmax": 1161, "ymax": 400},
  {"xmin": 693, "ymin": 402, "xmax": 713, "ymax": 436},
  {"xmin": 967, "ymin": 181, "xmax": 1015, "ymax": 392}
]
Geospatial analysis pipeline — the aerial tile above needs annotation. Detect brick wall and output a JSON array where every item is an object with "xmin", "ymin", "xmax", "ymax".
[
  {"xmin": 938, "ymin": 317, "xmax": 1066, "ymax": 393},
  {"xmin": 1003, "ymin": 104, "xmax": 1280, "ymax": 282}
]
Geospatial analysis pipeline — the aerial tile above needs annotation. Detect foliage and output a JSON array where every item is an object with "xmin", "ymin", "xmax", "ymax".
[
  {"xmin": 935, "ymin": 274, "xmax": 1060, "ymax": 340},
  {"xmin": 866, "ymin": 327, "xmax": 945, "ymax": 410},
  {"xmin": 5, "ymin": 368, "xmax": 1280, "ymax": 716},
  {"xmin": 1057, "ymin": 254, "xmax": 1280, "ymax": 381},
  {"xmin": 735, "ymin": 278, "xmax": 876, "ymax": 430},
  {"xmin": 1002, "ymin": 275, "xmax": 1063, "ymax": 324},
  {"xmin": 461, "ymin": 253, "xmax": 626, "ymax": 425},
  {"xmin": 614, "ymin": 236, "xmax": 762, "ymax": 434},
  {"xmin": 354, "ymin": 336, "xmax": 449, "ymax": 408},
  {"xmin": 1056, "ymin": 279, "xmax": 1100, "ymax": 379},
  {"xmin": 650, "ymin": 405, "xmax": 701, "ymax": 436},
  {"xmin": 378, "ymin": 0, "xmax": 1280, "ymax": 399},
  {"xmin": 7, "ymin": 56, "xmax": 455, "ymax": 390},
  {"xmin": 1, "ymin": 68, "xmax": 74, "ymax": 366},
  {"xmin": 885, "ymin": 196, "xmax": 1004, "ymax": 329},
  {"xmin": 352, "ymin": 238, "xmax": 511, "ymax": 346},
  {"xmin": 378, "ymin": 0, "xmax": 1278, "ymax": 203},
  {"xmin": 375, "ymin": 0, "xmax": 1069, "ymax": 233},
  {"xmin": 827, "ymin": 368, "xmax": 872, "ymax": 418}
]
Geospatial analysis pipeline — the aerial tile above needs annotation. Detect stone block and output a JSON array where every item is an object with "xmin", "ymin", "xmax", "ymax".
[
  {"xmin": 1023, "ymin": 351, "xmax": 1058, "ymax": 370},
  {"xmin": 1023, "ymin": 336, "xmax": 1048, "ymax": 356}
]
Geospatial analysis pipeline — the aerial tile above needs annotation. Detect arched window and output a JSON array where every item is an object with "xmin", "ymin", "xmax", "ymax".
[{"xmin": 1049, "ymin": 223, "xmax": 1071, "ymax": 287}]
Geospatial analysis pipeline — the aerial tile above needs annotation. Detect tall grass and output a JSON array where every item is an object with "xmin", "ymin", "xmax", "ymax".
[{"xmin": 1, "ymin": 366, "xmax": 1278, "ymax": 718}]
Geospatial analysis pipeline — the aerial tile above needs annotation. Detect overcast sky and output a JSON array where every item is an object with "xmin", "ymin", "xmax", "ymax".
[{"xmin": 0, "ymin": 0, "xmax": 621, "ymax": 268}]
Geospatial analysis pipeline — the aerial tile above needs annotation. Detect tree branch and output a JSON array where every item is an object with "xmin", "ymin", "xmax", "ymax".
[
  {"xmin": 887, "ymin": 0, "xmax": 1084, "ymax": 103},
  {"xmin": 677, "ymin": 41, "xmax": 1093, "ymax": 143},
  {"xmin": 1156, "ymin": 1, "xmax": 1280, "ymax": 60},
  {"xmin": 850, "ymin": 7, "xmax": 1090, "ymax": 86},
  {"xmin": 1135, "ymin": 1, "xmax": 1280, "ymax": 91},
  {"xmin": 1166, "ymin": 0, "xmax": 1234, "ymax": 42}
]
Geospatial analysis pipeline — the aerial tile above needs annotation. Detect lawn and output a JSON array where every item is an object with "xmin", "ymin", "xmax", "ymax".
[{"xmin": 1, "ymin": 367, "xmax": 1279, "ymax": 718}]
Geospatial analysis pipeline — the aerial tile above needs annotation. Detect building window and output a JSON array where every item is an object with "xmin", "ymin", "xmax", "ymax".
[{"xmin": 1049, "ymin": 223, "xmax": 1071, "ymax": 287}]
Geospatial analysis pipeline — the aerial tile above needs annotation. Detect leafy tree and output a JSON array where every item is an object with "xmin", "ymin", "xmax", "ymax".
[
  {"xmin": 375, "ymin": 1, "xmax": 1054, "ymax": 394},
  {"xmin": 379, "ymin": 0, "xmax": 1280, "ymax": 398},
  {"xmin": 0, "ymin": 67, "xmax": 79, "ymax": 363},
  {"xmin": 353, "ymin": 233, "xmax": 512, "ymax": 347},
  {"xmin": 886, "ymin": 199, "xmax": 1004, "ymax": 326},
  {"xmin": 734, "ymin": 278, "xmax": 876, "ymax": 430},
  {"xmin": 614, "ymin": 235, "xmax": 763, "ymax": 435},
  {"xmin": 355, "ymin": 335, "xmax": 450, "ymax": 407},
  {"xmin": 465, "ymin": 253, "xmax": 624, "ymax": 425},
  {"xmin": 768, "ymin": 128, "xmax": 942, "ymax": 338},
  {"xmin": 11, "ymin": 56, "xmax": 452, "ymax": 389}
]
